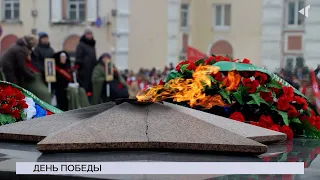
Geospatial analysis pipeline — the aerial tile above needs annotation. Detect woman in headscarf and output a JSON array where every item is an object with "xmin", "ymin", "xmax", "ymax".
[
  {"xmin": 52, "ymin": 51, "xmax": 72, "ymax": 111},
  {"xmin": 91, "ymin": 53, "xmax": 129, "ymax": 105}
]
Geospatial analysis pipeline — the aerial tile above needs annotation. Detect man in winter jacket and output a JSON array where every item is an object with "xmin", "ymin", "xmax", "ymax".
[
  {"xmin": 75, "ymin": 27, "xmax": 97, "ymax": 94},
  {"xmin": 0, "ymin": 36, "xmax": 37, "ymax": 86},
  {"xmin": 32, "ymin": 32, "xmax": 55, "ymax": 76}
]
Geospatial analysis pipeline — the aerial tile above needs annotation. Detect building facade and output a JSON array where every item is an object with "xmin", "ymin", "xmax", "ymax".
[
  {"xmin": 0, "ymin": 0, "xmax": 181, "ymax": 72},
  {"xmin": 261, "ymin": 0, "xmax": 320, "ymax": 71},
  {"xmin": 177, "ymin": 0, "xmax": 263, "ymax": 66}
]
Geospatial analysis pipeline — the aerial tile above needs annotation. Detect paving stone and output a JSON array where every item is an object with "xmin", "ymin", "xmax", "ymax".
[
  {"xmin": 164, "ymin": 102, "xmax": 287, "ymax": 143},
  {"xmin": 38, "ymin": 103, "xmax": 267, "ymax": 155},
  {"xmin": 0, "ymin": 102, "xmax": 116, "ymax": 142}
]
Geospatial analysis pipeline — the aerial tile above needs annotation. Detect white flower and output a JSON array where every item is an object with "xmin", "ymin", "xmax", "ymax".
[
  {"xmin": 250, "ymin": 76, "xmax": 255, "ymax": 81},
  {"xmin": 23, "ymin": 97, "xmax": 37, "ymax": 120},
  {"xmin": 273, "ymin": 97, "xmax": 278, "ymax": 102}
]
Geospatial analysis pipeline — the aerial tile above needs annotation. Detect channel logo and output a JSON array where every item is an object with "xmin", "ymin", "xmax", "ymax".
[{"xmin": 299, "ymin": 5, "xmax": 310, "ymax": 17}]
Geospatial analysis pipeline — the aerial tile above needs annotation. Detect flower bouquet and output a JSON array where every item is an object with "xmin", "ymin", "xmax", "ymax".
[
  {"xmin": 0, "ymin": 81, "xmax": 62, "ymax": 126},
  {"xmin": 136, "ymin": 55, "xmax": 320, "ymax": 140}
]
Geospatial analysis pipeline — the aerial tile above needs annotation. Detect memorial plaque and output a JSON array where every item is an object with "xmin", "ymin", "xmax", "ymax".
[
  {"xmin": 105, "ymin": 60, "xmax": 114, "ymax": 82},
  {"xmin": 44, "ymin": 58, "xmax": 56, "ymax": 82}
]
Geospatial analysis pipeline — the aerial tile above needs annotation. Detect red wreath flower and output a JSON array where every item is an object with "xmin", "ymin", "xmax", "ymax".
[
  {"xmin": 287, "ymin": 105, "xmax": 299, "ymax": 118},
  {"xmin": 204, "ymin": 56, "xmax": 215, "ymax": 65},
  {"xmin": 175, "ymin": 61, "xmax": 188, "ymax": 71},
  {"xmin": 10, "ymin": 109, "xmax": 21, "ymax": 119},
  {"xmin": 242, "ymin": 78, "xmax": 259, "ymax": 93},
  {"xmin": 307, "ymin": 116, "xmax": 317, "ymax": 126},
  {"xmin": 260, "ymin": 91, "xmax": 273, "ymax": 103},
  {"xmin": 254, "ymin": 72, "xmax": 268, "ymax": 85},
  {"xmin": 280, "ymin": 125, "xmax": 294, "ymax": 140},
  {"xmin": 258, "ymin": 115, "xmax": 274, "ymax": 128},
  {"xmin": 229, "ymin": 112, "xmax": 245, "ymax": 122},
  {"xmin": 211, "ymin": 72, "xmax": 224, "ymax": 82},
  {"xmin": 242, "ymin": 58, "xmax": 251, "ymax": 64},
  {"xmin": 269, "ymin": 124, "xmax": 280, "ymax": 132},
  {"xmin": 276, "ymin": 96, "xmax": 290, "ymax": 111},
  {"xmin": 282, "ymin": 86, "xmax": 294, "ymax": 99},
  {"xmin": 294, "ymin": 96, "xmax": 308, "ymax": 110},
  {"xmin": 186, "ymin": 61, "xmax": 197, "ymax": 71},
  {"xmin": 0, "ymin": 84, "xmax": 28, "ymax": 120}
]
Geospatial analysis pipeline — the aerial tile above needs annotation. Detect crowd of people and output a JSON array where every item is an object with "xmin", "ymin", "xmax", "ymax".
[
  {"xmin": 276, "ymin": 65, "xmax": 320, "ymax": 105},
  {"xmin": 0, "ymin": 27, "xmax": 172, "ymax": 111}
]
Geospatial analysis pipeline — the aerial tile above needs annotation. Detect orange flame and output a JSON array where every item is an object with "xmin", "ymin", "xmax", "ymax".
[
  {"xmin": 221, "ymin": 71, "xmax": 241, "ymax": 91},
  {"xmin": 136, "ymin": 65, "xmax": 226, "ymax": 109}
]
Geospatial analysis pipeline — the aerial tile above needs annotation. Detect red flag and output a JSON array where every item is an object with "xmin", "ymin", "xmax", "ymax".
[
  {"xmin": 187, "ymin": 46, "xmax": 207, "ymax": 62},
  {"xmin": 310, "ymin": 69, "xmax": 320, "ymax": 112}
]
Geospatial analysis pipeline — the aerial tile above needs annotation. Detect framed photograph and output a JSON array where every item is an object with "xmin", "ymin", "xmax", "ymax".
[
  {"xmin": 105, "ymin": 59, "xmax": 114, "ymax": 82},
  {"xmin": 44, "ymin": 58, "xmax": 56, "ymax": 82}
]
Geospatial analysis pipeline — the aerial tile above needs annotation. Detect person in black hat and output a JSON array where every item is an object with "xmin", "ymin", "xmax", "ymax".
[{"xmin": 31, "ymin": 32, "xmax": 55, "ymax": 78}]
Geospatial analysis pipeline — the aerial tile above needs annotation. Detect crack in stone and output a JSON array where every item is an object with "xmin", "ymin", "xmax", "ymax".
[{"xmin": 145, "ymin": 107, "xmax": 150, "ymax": 142}]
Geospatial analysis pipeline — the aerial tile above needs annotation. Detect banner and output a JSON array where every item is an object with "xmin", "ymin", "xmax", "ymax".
[
  {"xmin": 187, "ymin": 46, "xmax": 207, "ymax": 62},
  {"xmin": 310, "ymin": 69, "xmax": 320, "ymax": 112}
]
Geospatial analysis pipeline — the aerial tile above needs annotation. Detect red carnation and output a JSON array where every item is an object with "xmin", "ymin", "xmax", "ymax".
[
  {"xmin": 276, "ymin": 96, "xmax": 290, "ymax": 111},
  {"xmin": 294, "ymin": 96, "xmax": 308, "ymax": 110},
  {"xmin": 269, "ymin": 124, "xmax": 280, "ymax": 132},
  {"xmin": 211, "ymin": 72, "xmax": 224, "ymax": 82},
  {"xmin": 280, "ymin": 125, "xmax": 294, "ymax": 140},
  {"xmin": 259, "ymin": 115, "xmax": 273, "ymax": 128},
  {"xmin": 8, "ymin": 98, "xmax": 18, "ymax": 107},
  {"xmin": 287, "ymin": 105, "xmax": 299, "ymax": 118},
  {"xmin": 186, "ymin": 61, "xmax": 197, "ymax": 71},
  {"xmin": 242, "ymin": 78, "xmax": 259, "ymax": 93},
  {"xmin": 1, "ymin": 104, "xmax": 11, "ymax": 113},
  {"xmin": 242, "ymin": 58, "xmax": 251, "ymax": 64},
  {"xmin": 13, "ymin": 88, "xmax": 24, "ymax": 100},
  {"xmin": 282, "ymin": 86, "xmax": 294, "ymax": 99},
  {"xmin": 18, "ymin": 100, "xmax": 28, "ymax": 109},
  {"xmin": 315, "ymin": 122, "xmax": 320, "ymax": 131},
  {"xmin": 0, "ymin": 93, "xmax": 6, "ymax": 101},
  {"xmin": 229, "ymin": 112, "xmax": 245, "ymax": 122},
  {"xmin": 260, "ymin": 91, "xmax": 273, "ymax": 103},
  {"xmin": 307, "ymin": 116, "xmax": 317, "ymax": 126},
  {"xmin": 254, "ymin": 72, "xmax": 268, "ymax": 85},
  {"xmin": 175, "ymin": 61, "xmax": 188, "ymax": 71},
  {"xmin": 10, "ymin": 109, "xmax": 21, "ymax": 119},
  {"xmin": 204, "ymin": 56, "xmax": 215, "ymax": 65}
]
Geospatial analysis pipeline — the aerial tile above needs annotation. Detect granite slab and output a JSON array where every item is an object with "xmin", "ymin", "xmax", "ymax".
[
  {"xmin": 164, "ymin": 102, "xmax": 287, "ymax": 143},
  {"xmin": 37, "ymin": 103, "xmax": 267, "ymax": 155},
  {"xmin": 0, "ymin": 102, "xmax": 116, "ymax": 142}
]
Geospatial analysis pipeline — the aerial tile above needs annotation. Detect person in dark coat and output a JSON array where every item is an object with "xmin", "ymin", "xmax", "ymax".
[
  {"xmin": 0, "ymin": 36, "xmax": 37, "ymax": 86},
  {"xmin": 32, "ymin": 32, "xmax": 55, "ymax": 76},
  {"xmin": 52, "ymin": 51, "xmax": 72, "ymax": 111},
  {"xmin": 75, "ymin": 27, "xmax": 97, "ymax": 95},
  {"xmin": 91, "ymin": 53, "xmax": 129, "ymax": 105}
]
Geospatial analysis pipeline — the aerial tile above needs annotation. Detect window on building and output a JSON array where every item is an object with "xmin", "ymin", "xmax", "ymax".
[
  {"xmin": 67, "ymin": 0, "xmax": 86, "ymax": 21},
  {"xmin": 3, "ymin": 0, "xmax": 19, "ymax": 20},
  {"xmin": 180, "ymin": 4, "xmax": 189, "ymax": 29},
  {"xmin": 213, "ymin": 4, "xmax": 231, "ymax": 28},
  {"xmin": 286, "ymin": 0, "xmax": 305, "ymax": 26}
]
